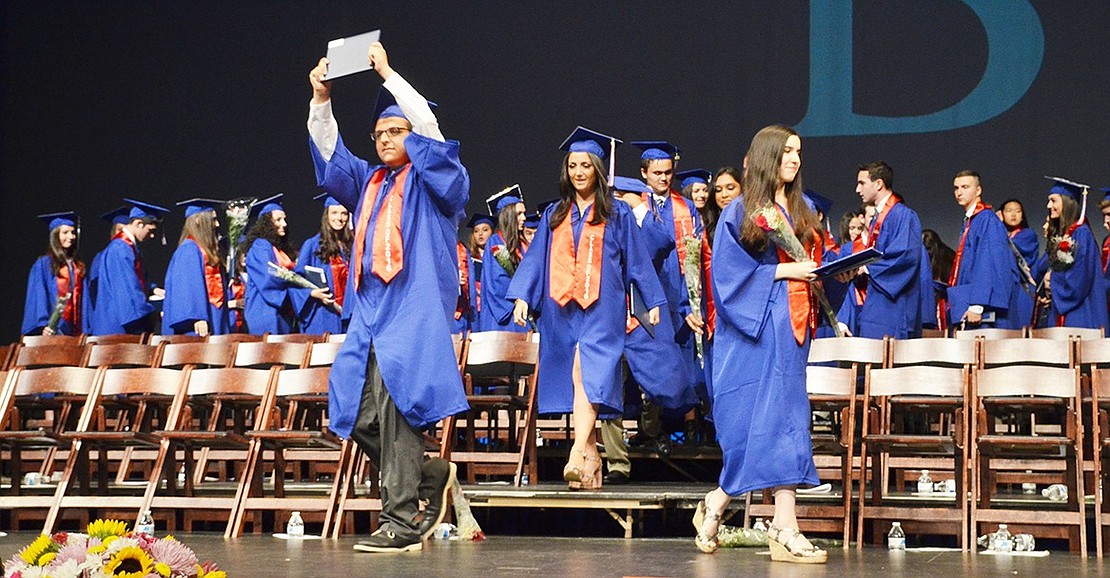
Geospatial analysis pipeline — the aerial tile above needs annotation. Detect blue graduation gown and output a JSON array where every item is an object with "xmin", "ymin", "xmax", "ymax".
[
  {"xmin": 1011, "ymin": 228, "xmax": 1039, "ymax": 270},
  {"xmin": 89, "ymin": 236, "xmax": 156, "ymax": 335},
  {"xmin": 1048, "ymin": 223, "xmax": 1108, "ymax": 330},
  {"xmin": 244, "ymin": 238, "xmax": 306, "ymax": 335},
  {"xmin": 856, "ymin": 203, "xmax": 923, "ymax": 339},
  {"xmin": 163, "ymin": 239, "xmax": 231, "ymax": 335},
  {"xmin": 294, "ymin": 234, "xmax": 347, "ymax": 335},
  {"xmin": 22, "ymin": 256, "xmax": 81, "ymax": 336},
  {"xmin": 82, "ymin": 251, "xmax": 102, "ymax": 335},
  {"xmin": 710, "ymin": 201, "xmax": 819, "ymax": 496},
  {"xmin": 311, "ymin": 130, "xmax": 470, "ymax": 434},
  {"xmin": 946, "ymin": 210, "xmax": 1017, "ymax": 329},
  {"xmin": 478, "ymin": 232, "xmax": 529, "ymax": 333},
  {"xmin": 507, "ymin": 201, "xmax": 671, "ymax": 415}
]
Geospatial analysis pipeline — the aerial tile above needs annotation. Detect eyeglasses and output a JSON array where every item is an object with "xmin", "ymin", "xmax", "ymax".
[{"xmin": 371, "ymin": 127, "xmax": 411, "ymax": 142}]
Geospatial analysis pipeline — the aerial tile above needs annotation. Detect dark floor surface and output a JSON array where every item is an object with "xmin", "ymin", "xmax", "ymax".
[{"xmin": 1, "ymin": 532, "xmax": 1104, "ymax": 577}]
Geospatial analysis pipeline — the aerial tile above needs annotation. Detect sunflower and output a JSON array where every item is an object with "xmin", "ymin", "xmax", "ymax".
[
  {"xmin": 104, "ymin": 545, "xmax": 155, "ymax": 578},
  {"xmin": 18, "ymin": 534, "xmax": 57, "ymax": 565},
  {"xmin": 87, "ymin": 518, "xmax": 130, "ymax": 540}
]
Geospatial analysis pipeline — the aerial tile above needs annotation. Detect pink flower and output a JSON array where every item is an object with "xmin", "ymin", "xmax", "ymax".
[{"xmin": 754, "ymin": 213, "xmax": 772, "ymax": 232}]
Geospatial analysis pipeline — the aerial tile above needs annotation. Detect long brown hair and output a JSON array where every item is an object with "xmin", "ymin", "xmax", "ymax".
[
  {"xmin": 738, "ymin": 125, "xmax": 816, "ymax": 251},
  {"xmin": 704, "ymin": 166, "xmax": 743, "ymax": 247},
  {"xmin": 550, "ymin": 151, "xmax": 611, "ymax": 229},
  {"xmin": 1046, "ymin": 194, "xmax": 1081, "ymax": 252},
  {"xmin": 315, "ymin": 207, "xmax": 352, "ymax": 262},
  {"xmin": 497, "ymin": 202, "xmax": 524, "ymax": 266},
  {"xmin": 178, "ymin": 210, "xmax": 222, "ymax": 266},
  {"xmin": 47, "ymin": 226, "xmax": 82, "ymax": 277},
  {"xmin": 245, "ymin": 212, "xmax": 297, "ymax": 258}
]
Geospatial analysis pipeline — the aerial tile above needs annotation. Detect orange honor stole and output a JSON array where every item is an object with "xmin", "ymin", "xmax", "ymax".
[
  {"xmin": 772, "ymin": 205, "xmax": 822, "ymax": 345},
  {"xmin": 550, "ymin": 204, "xmax": 606, "ymax": 309},
  {"xmin": 643, "ymin": 191, "xmax": 695, "ymax": 271},
  {"xmin": 352, "ymin": 164, "xmax": 413, "ymax": 290}
]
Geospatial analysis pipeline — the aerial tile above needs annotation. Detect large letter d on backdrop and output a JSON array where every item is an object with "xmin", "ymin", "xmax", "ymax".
[{"xmin": 795, "ymin": 0, "xmax": 1044, "ymax": 137}]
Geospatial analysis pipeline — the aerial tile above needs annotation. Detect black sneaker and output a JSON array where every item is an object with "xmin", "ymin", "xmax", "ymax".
[
  {"xmin": 353, "ymin": 528, "xmax": 422, "ymax": 553},
  {"xmin": 417, "ymin": 458, "xmax": 458, "ymax": 540}
]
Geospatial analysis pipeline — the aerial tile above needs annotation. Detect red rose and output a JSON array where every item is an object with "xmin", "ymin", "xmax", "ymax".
[
  {"xmin": 754, "ymin": 214, "xmax": 771, "ymax": 232},
  {"xmin": 1058, "ymin": 240, "xmax": 1072, "ymax": 252}
]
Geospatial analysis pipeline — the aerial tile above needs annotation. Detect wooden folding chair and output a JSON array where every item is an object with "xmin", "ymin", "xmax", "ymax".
[
  {"xmin": 0, "ymin": 366, "xmax": 102, "ymax": 530},
  {"xmin": 207, "ymin": 333, "xmax": 266, "ymax": 344},
  {"xmin": 971, "ymin": 365, "xmax": 1086, "ymax": 552},
  {"xmin": 229, "ymin": 367, "xmax": 345, "ymax": 537},
  {"xmin": 265, "ymin": 333, "xmax": 328, "ymax": 344},
  {"xmin": 140, "ymin": 367, "xmax": 278, "ymax": 533},
  {"xmin": 857, "ymin": 363, "xmax": 969, "ymax": 549},
  {"xmin": 20, "ymin": 334, "xmax": 83, "ymax": 347},
  {"xmin": 0, "ymin": 343, "xmax": 16, "ymax": 370},
  {"xmin": 148, "ymin": 334, "xmax": 207, "ymax": 346},
  {"xmin": 327, "ymin": 333, "xmax": 347, "ymax": 343},
  {"xmin": 84, "ymin": 333, "xmax": 148, "ymax": 345},
  {"xmin": 11, "ymin": 344, "xmax": 88, "ymax": 368},
  {"xmin": 307, "ymin": 342, "xmax": 342, "ymax": 367},
  {"xmin": 953, "ymin": 327, "xmax": 1025, "ymax": 341},
  {"xmin": 83, "ymin": 343, "xmax": 162, "ymax": 369},
  {"xmin": 43, "ymin": 367, "xmax": 188, "ymax": 532},
  {"xmin": 1030, "ymin": 326, "xmax": 1104, "ymax": 341},
  {"xmin": 233, "ymin": 341, "xmax": 310, "ymax": 369},
  {"xmin": 157, "ymin": 342, "xmax": 236, "ymax": 369}
]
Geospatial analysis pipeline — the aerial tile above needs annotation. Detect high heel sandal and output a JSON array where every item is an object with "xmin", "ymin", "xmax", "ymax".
[
  {"xmin": 692, "ymin": 492, "xmax": 722, "ymax": 554},
  {"xmin": 580, "ymin": 454, "xmax": 603, "ymax": 490},
  {"xmin": 563, "ymin": 450, "xmax": 587, "ymax": 488},
  {"xmin": 766, "ymin": 522, "xmax": 827, "ymax": 564}
]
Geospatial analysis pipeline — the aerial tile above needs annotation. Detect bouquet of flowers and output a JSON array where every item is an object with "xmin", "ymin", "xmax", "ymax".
[
  {"xmin": 449, "ymin": 477, "xmax": 485, "ymax": 541},
  {"xmin": 267, "ymin": 262, "xmax": 342, "ymax": 316},
  {"xmin": 46, "ymin": 293, "xmax": 72, "ymax": 334},
  {"xmin": 681, "ymin": 235, "xmax": 704, "ymax": 366},
  {"xmin": 4, "ymin": 518, "xmax": 226, "ymax": 578},
  {"xmin": 1048, "ymin": 233, "xmax": 1076, "ymax": 270},
  {"xmin": 752, "ymin": 205, "xmax": 844, "ymax": 337},
  {"xmin": 492, "ymin": 245, "xmax": 517, "ymax": 277},
  {"xmin": 224, "ymin": 197, "xmax": 255, "ymax": 275}
]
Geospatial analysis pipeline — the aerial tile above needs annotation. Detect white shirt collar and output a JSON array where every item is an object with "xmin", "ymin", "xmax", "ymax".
[{"xmin": 121, "ymin": 226, "xmax": 138, "ymax": 245}]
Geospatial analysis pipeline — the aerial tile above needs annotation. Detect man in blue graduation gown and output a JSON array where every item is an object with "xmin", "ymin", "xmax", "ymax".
[
  {"xmin": 87, "ymin": 199, "xmax": 168, "ymax": 335},
  {"xmin": 852, "ymin": 162, "xmax": 923, "ymax": 339},
  {"xmin": 945, "ymin": 171, "xmax": 1022, "ymax": 329},
  {"xmin": 308, "ymin": 42, "xmax": 466, "ymax": 553}
]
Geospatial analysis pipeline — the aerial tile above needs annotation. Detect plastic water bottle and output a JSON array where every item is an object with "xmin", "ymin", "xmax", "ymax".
[
  {"xmin": 752, "ymin": 518, "xmax": 768, "ymax": 532},
  {"xmin": 1013, "ymin": 533, "xmax": 1036, "ymax": 552},
  {"xmin": 887, "ymin": 521, "xmax": 905, "ymax": 550},
  {"xmin": 535, "ymin": 428, "xmax": 544, "ymax": 447},
  {"xmin": 993, "ymin": 524, "xmax": 1013, "ymax": 552},
  {"xmin": 1021, "ymin": 470, "xmax": 1037, "ymax": 494},
  {"xmin": 1042, "ymin": 484, "xmax": 1068, "ymax": 501},
  {"xmin": 520, "ymin": 472, "xmax": 530, "ymax": 486},
  {"xmin": 287, "ymin": 511, "xmax": 305, "ymax": 537},
  {"xmin": 917, "ymin": 470, "xmax": 933, "ymax": 494},
  {"xmin": 136, "ymin": 510, "xmax": 155, "ymax": 536}
]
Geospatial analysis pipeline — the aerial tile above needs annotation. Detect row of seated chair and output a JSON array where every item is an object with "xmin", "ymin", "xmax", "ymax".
[
  {"xmin": 769, "ymin": 331, "xmax": 1110, "ymax": 556},
  {"xmin": 0, "ymin": 330, "xmax": 540, "ymax": 540}
]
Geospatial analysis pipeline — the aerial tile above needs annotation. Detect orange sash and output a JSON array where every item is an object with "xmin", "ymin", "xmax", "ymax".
[
  {"xmin": 858, "ymin": 195, "xmax": 900, "ymax": 303},
  {"xmin": 330, "ymin": 255, "xmax": 348, "ymax": 307},
  {"xmin": 550, "ymin": 204, "xmax": 606, "ymax": 309},
  {"xmin": 772, "ymin": 206, "xmax": 821, "ymax": 345},
  {"xmin": 352, "ymin": 164, "xmax": 412, "ymax": 289},
  {"xmin": 701, "ymin": 231, "xmax": 716, "ymax": 340},
  {"xmin": 187, "ymin": 238, "xmax": 225, "ymax": 308},
  {"xmin": 113, "ymin": 231, "xmax": 146, "ymax": 291},
  {"xmin": 455, "ymin": 242, "xmax": 469, "ymax": 320},
  {"xmin": 55, "ymin": 261, "xmax": 83, "ymax": 330},
  {"xmin": 644, "ymin": 190, "xmax": 695, "ymax": 271},
  {"xmin": 272, "ymin": 246, "xmax": 295, "ymax": 270}
]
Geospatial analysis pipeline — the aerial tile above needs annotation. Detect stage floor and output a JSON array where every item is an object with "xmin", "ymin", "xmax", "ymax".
[{"xmin": 0, "ymin": 532, "xmax": 1101, "ymax": 577}]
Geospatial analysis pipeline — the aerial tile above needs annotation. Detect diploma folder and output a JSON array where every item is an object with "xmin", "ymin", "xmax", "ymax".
[
  {"xmin": 321, "ymin": 29, "xmax": 382, "ymax": 80},
  {"xmin": 302, "ymin": 266, "xmax": 328, "ymax": 289},
  {"xmin": 628, "ymin": 283, "xmax": 656, "ymax": 338},
  {"xmin": 812, "ymin": 248, "xmax": 883, "ymax": 280}
]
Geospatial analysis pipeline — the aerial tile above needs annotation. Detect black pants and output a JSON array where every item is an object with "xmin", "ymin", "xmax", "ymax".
[{"xmin": 349, "ymin": 348, "xmax": 424, "ymax": 539}]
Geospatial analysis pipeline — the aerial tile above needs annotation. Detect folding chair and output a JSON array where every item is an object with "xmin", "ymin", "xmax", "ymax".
[
  {"xmin": 745, "ymin": 336, "xmax": 885, "ymax": 545},
  {"xmin": 229, "ymin": 367, "xmax": 345, "ymax": 537},
  {"xmin": 157, "ymin": 342, "xmax": 236, "ymax": 369},
  {"xmin": 20, "ymin": 334, "xmax": 82, "ymax": 347},
  {"xmin": 233, "ymin": 341, "xmax": 310, "ymax": 369},
  {"xmin": 83, "ymin": 343, "xmax": 162, "ymax": 369},
  {"xmin": 307, "ymin": 342, "xmax": 342, "ymax": 367},
  {"xmin": 84, "ymin": 333, "xmax": 148, "ymax": 345},
  {"xmin": 0, "ymin": 366, "xmax": 102, "ymax": 530},
  {"xmin": 1085, "ymin": 338, "xmax": 1110, "ymax": 557},
  {"xmin": 972, "ymin": 365, "xmax": 1086, "ymax": 552},
  {"xmin": 856, "ymin": 363, "xmax": 970, "ymax": 549},
  {"xmin": 1030, "ymin": 326, "xmax": 1104, "ymax": 341},
  {"xmin": 207, "ymin": 333, "xmax": 266, "ymax": 344},
  {"xmin": 265, "ymin": 333, "xmax": 328, "ymax": 344},
  {"xmin": 11, "ymin": 344, "xmax": 88, "ymax": 368},
  {"xmin": 148, "ymin": 334, "xmax": 207, "ymax": 346},
  {"xmin": 43, "ymin": 367, "xmax": 187, "ymax": 532},
  {"xmin": 0, "ymin": 343, "xmax": 16, "ymax": 370},
  {"xmin": 140, "ymin": 367, "xmax": 278, "ymax": 532},
  {"xmin": 953, "ymin": 327, "xmax": 1025, "ymax": 341},
  {"xmin": 327, "ymin": 333, "xmax": 347, "ymax": 343}
]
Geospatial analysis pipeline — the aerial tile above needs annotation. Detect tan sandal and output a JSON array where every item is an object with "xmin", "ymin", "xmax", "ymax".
[
  {"xmin": 767, "ymin": 523, "xmax": 827, "ymax": 564},
  {"xmin": 693, "ymin": 492, "xmax": 722, "ymax": 554}
]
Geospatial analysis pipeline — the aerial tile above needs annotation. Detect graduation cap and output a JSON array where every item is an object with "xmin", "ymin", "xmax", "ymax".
[
  {"xmin": 1102, "ymin": 187, "xmax": 1110, "ymax": 203},
  {"xmin": 676, "ymin": 169, "xmax": 711, "ymax": 190},
  {"xmin": 1045, "ymin": 175, "xmax": 1091, "ymax": 223},
  {"xmin": 102, "ymin": 206, "xmax": 132, "ymax": 225},
  {"xmin": 372, "ymin": 87, "xmax": 438, "ymax": 122},
  {"xmin": 559, "ymin": 126, "xmax": 622, "ymax": 187},
  {"xmin": 176, "ymin": 198, "xmax": 226, "ymax": 218},
  {"xmin": 612, "ymin": 176, "xmax": 650, "ymax": 194},
  {"xmin": 486, "ymin": 184, "xmax": 524, "ymax": 215},
  {"xmin": 312, "ymin": 192, "xmax": 343, "ymax": 208},
  {"xmin": 536, "ymin": 199, "xmax": 560, "ymax": 215},
  {"xmin": 39, "ymin": 211, "xmax": 79, "ymax": 231},
  {"xmin": 803, "ymin": 189, "xmax": 834, "ymax": 217},
  {"xmin": 123, "ymin": 197, "xmax": 170, "ymax": 222},
  {"xmin": 523, "ymin": 212, "xmax": 541, "ymax": 228},
  {"xmin": 630, "ymin": 140, "xmax": 680, "ymax": 162},
  {"xmin": 466, "ymin": 213, "xmax": 496, "ymax": 229},
  {"xmin": 249, "ymin": 194, "xmax": 285, "ymax": 220}
]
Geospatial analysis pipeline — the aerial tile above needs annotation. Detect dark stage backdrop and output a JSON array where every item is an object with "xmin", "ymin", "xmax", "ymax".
[{"xmin": 2, "ymin": 1, "xmax": 1107, "ymax": 341}]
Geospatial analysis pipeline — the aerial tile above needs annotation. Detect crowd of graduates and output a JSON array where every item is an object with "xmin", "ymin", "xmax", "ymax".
[{"xmin": 17, "ymin": 40, "xmax": 1110, "ymax": 559}]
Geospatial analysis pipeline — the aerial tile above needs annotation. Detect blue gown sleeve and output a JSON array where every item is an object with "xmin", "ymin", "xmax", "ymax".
[
  {"xmin": 310, "ymin": 132, "xmax": 372, "ymax": 212},
  {"xmin": 507, "ymin": 212, "xmax": 552, "ymax": 316},
  {"xmin": 101, "ymin": 241, "xmax": 156, "ymax": 331},
  {"xmin": 481, "ymin": 235, "xmax": 519, "ymax": 326},
  {"xmin": 619, "ymin": 205, "xmax": 668, "ymax": 310},
  {"xmin": 711, "ymin": 202, "xmax": 778, "ymax": 340},
  {"xmin": 1012, "ymin": 228, "xmax": 1040, "ymax": 269},
  {"xmin": 947, "ymin": 215, "xmax": 1013, "ymax": 320},
  {"xmin": 638, "ymin": 212, "xmax": 677, "ymax": 268},
  {"xmin": 405, "ymin": 132, "xmax": 469, "ymax": 224},
  {"xmin": 863, "ymin": 207, "xmax": 922, "ymax": 301},
  {"xmin": 163, "ymin": 240, "xmax": 214, "ymax": 334},
  {"xmin": 291, "ymin": 236, "xmax": 319, "ymax": 318},
  {"xmin": 246, "ymin": 239, "xmax": 291, "ymax": 309},
  {"xmin": 21, "ymin": 256, "xmax": 54, "ymax": 335},
  {"xmin": 1052, "ymin": 225, "xmax": 1098, "ymax": 317}
]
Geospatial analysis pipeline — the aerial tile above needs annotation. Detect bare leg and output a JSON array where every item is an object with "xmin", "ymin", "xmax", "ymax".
[
  {"xmin": 771, "ymin": 485, "xmax": 817, "ymax": 550},
  {"xmin": 570, "ymin": 345, "xmax": 599, "ymax": 457}
]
